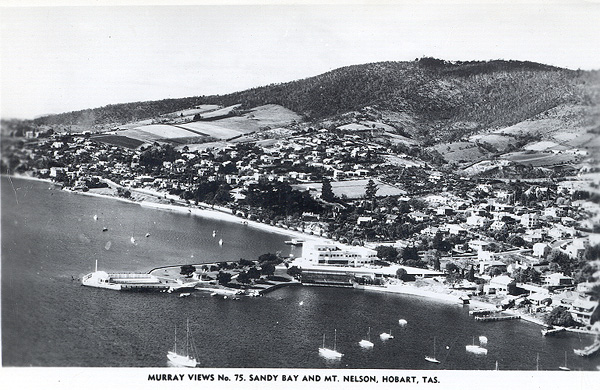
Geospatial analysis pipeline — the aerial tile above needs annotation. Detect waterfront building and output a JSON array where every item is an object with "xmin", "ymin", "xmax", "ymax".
[
  {"xmin": 301, "ymin": 241, "xmax": 377, "ymax": 267},
  {"xmin": 569, "ymin": 299, "xmax": 598, "ymax": 326}
]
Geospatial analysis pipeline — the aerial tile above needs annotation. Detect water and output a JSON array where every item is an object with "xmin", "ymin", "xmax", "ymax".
[{"xmin": 2, "ymin": 176, "xmax": 599, "ymax": 370}]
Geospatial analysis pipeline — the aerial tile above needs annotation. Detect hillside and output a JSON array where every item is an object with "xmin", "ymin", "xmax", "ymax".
[{"xmin": 28, "ymin": 58, "xmax": 600, "ymax": 143}]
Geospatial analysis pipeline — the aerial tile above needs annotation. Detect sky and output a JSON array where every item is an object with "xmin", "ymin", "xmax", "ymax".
[{"xmin": 1, "ymin": 1, "xmax": 600, "ymax": 119}]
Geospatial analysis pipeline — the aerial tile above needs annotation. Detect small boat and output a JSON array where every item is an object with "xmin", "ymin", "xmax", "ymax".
[
  {"xmin": 559, "ymin": 351, "xmax": 570, "ymax": 371},
  {"xmin": 145, "ymin": 233, "xmax": 150, "ymax": 237},
  {"xmin": 167, "ymin": 319, "xmax": 198, "ymax": 367},
  {"xmin": 541, "ymin": 326, "xmax": 565, "ymax": 336},
  {"xmin": 574, "ymin": 338, "xmax": 600, "ymax": 357},
  {"xmin": 425, "ymin": 337, "xmax": 441, "ymax": 364},
  {"xmin": 93, "ymin": 214, "xmax": 98, "ymax": 221},
  {"xmin": 130, "ymin": 236, "xmax": 136, "ymax": 244},
  {"xmin": 359, "ymin": 327, "xmax": 374, "ymax": 348},
  {"xmin": 179, "ymin": 293, "xmax": 191, "ymax": 298},
  {"xmin": 398, "ymin": 319, "xmax": 408, "ymax": 326},
  {"xmin": 299, "ymin": 301, "xmax": 304, "ymax": 306},
  {"xmin": 102, "ymin": 227, "xmax": 108, "ymax": 232},
  {"xmin": 466, "ymin": 336, "xmax": 488, "ymax": 355},
  {"xmin": 284, "ymin": 238, "xmax": 304, "ymax": 246},
  {"xmin": 212, "ymin": 230, "xmax": 216, "ymax": 237},
  {"xmin": 218, "ymin": 239, "xmax": 223, "ymax": 246},
  {"xmin": 319, "ymin": 329, "xmax": 343, "ymax": 359},
  {"xmin": 380, "ymin": 330, "xmax": 394, "ymax": 340}
]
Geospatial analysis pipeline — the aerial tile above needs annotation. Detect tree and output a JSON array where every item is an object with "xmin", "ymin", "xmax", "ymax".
[
  {"xmin": 180, "ymin": 264, "xmax": 196, "ymax": 277},
  {"xmin": 545, "ymin": 306, "xmax": 577, "ymax": 327},
  {"xmin": 402, "ymin": 246, "xmax": 419, "ymax": 261},
  {"xmin": 321, "ymin": 177, "xmax": 335, "ymax": 202},
  {"xmin": 247, "ymin": 267, "xmax": 261, "ymax": 280},
  {"xmin": 376, "ymin": 245, "xmax": 399, "ymax": 262},
  {"xmin": 395, "ymin": 267, "xmax": 407, "ymax": 280},
  {"xmin": 237, "ymin": 271, "xmax": 251, "ymax": 284},
  {"xmin": 287, "ymin": 266, "xmax": 302, "ymax": 279},
  {"xmin": 467, "ymin": 265, "xmax": 475, "ymax": 282},
  {"xmin": 258, "ymin": 253, "xmax": 279, "ymax": 264},
  {"xmin": 365, "ymin": 179, "xmax": 378, "ymax": 200},
  {"xmin": 261, "ymin": 263, "xmax": 276, "ymax": 276},
  {"xmin": 216, "ymin": 271, "xmax": 232, "ymax": 285}
]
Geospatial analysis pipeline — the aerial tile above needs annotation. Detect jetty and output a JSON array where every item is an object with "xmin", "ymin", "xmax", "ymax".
[
  {"xmin": 475, "ymin": 315, "xmax": 521, "ymax": 322},
  {"xmin": 469, "ymin": 308, "xmax": 502, "ymax": 316}
]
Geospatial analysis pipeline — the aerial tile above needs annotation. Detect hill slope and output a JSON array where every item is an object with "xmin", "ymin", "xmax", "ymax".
[{"xmin": 32, "ymin": 58, "xmax": 600, "ymax": 141}]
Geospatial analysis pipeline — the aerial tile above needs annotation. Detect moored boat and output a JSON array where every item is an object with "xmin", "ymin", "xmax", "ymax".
[
  {"xmin": 167, "ymin": 319, "xmax": 198, "ymax": 367},
  {"xmin": 359, "ymin": 327, "xmax": 374, "ymax": 348},
  {"xmin": 425, "ymin": 337, "xmax": 441, "ymax": 364},
  {"xmin": 319, "ymin": 329, "xmax": 343, "ymax": 359}
]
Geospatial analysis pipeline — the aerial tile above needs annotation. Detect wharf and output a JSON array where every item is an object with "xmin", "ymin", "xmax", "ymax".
[
  {"xmin": 469, "ymin": 308, "xmax": 501, "ymax": 316},
  {"xmin": 475, "ymin": 315, "xmax": 521, "ymax": 322}
]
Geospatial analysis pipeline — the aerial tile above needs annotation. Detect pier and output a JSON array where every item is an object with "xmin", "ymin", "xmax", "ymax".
[{"xmin": 475, "ymin": 315, "xmax": 521, "ymax": 322}]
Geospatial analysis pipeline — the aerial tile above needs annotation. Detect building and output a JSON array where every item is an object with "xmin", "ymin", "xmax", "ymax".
[
  {"xmin": 301, "ymin": 241, "xmax": 377, "ymax": 267},
  {"xmin": 543, "ymin": 272, "xmax": 574, "ymax": 288},
  {"xmin": 487, "ymin": 275, "xmax": 514, "ymax": 295},
  {"xmin": 569, "ymin": 299, "xmax": 598, "ymax": 326}
]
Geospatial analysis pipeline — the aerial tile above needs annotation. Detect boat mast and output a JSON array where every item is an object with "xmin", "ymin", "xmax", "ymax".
[
  {"xmin": 367, "ymin": 327, "xmax": 371, "ymax": 342},
  {"xmin": 186, "ymin": 319, "xmax": 190, "ymax": 356},
  {"xmin": 433, "ymin": 337, "xmax": 436, "ymax": 359},
  {"xmin": 536, "ymin": 353, "xmax": 539, "ymax": 371},
  {"xmin": 95, "ymin": 259, "xmax": 98, "ymax": 273},
  {"xmin": 334, "ymin": 329, "xmax": 337, "ymax": 351},
  {"xmin": 322, "ymin": 333, "xmax": 326, "ymax": 349}
]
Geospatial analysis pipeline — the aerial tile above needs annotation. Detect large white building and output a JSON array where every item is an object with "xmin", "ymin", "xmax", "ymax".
[{"xmin": 301, "ymin": 241, "xmax": 378, "ymax": 267}]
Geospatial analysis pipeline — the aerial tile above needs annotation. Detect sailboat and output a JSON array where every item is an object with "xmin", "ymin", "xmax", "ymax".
[
  {"xmin": 398, "ymin": 319, "xmax": 408, "ymax": 326},
  {"xmin": 359, "ymin": 327, "xmax": 374, "ymax": 348},
  {"xmin": 559, "ymin": 351, "xmax": 571, "ymax": 371},
  {"xmin": 319, "ymin": 329, "xmax": 343, "ymax": 359},
  {"xmin": 212, "ymin": 230, "xmax": 216, "ymax": 237},
  {"xmin": 425, "ymin": 337, "xmax": 441, "ymax": 364},
  {"xmin": 218, "ymin": 238, "xmax": 223, "ymax": 246},
  {"xmin": 380, "ymin": 329, "xmax": 394, "ymax": 340},
  {"xmin": 466, "ymin": 336, "xmax": 488, "ymax": 355},
  {"xmin": 167, "ymin": 319, "xmax": 198, "ymax": 367}
]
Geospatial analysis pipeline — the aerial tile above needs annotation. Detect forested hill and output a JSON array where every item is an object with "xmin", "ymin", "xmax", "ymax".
[{"xmin": 33, "ymin": 58, "xmax": 599, "ymax": 133}]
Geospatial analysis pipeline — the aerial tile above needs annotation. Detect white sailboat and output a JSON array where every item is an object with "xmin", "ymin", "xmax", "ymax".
[
  {"xmin": 167, "ymin": 319, "xmax": 198, "ymax": 367},
  {"xmin": 398, "ymin": 319, "xmax": 408, "ymax": 326},
  {"xmin": 359, "ymin": 327, "xmax": 374, "ymax": 348},
  {"xmin": 212, "ymin": 230, "xmax": 216, "ymax": 237},
  {"xmin": 380, "ymin": 329, "xmax": 394, "ymax": 340},
  {"xmin": 319, "ymin": 329, "xmax": 343, "ymax": 359},
  {"xmin": 218, "ymin": 238, "xmax": 223, "ymax": 246},
  {"xmin": 425, "ymin": 337, "xmax": 441, "ymax": 364},
  {"xmin": 466, "ymin": 336, "xmax": 488, "ymax": 355},
  {"xmin": 559, "ymin": 351, "xmax": 571, "ymax": 371}
]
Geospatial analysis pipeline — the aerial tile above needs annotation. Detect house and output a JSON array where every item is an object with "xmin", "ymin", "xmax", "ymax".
[
  {"xmin": 521, "ymin": 213, "xmax": 540, "ymax": 228},
  {"xmin": 469, "ymin": 240, "xmax": 492, "ymax": 253},
  {"xmin": 486, "ymin": 275, "xmax": 515, "ymax": 295},
  {"xmin": 565, "ymin": 238, "xmax": 589, "ymax": 259},
  {"xmin": 569, "ymin": 299, "xmax": 598, "ymax": 326},
  {"xmin": 543, "ymin": 272, "xmax": 574, "ymax": 288},
  {"xmin": 532, "ymin": 243, "xmax": 551, "ymax": 258},
  {"xmin": 466, "ymin": 215, "xmax": 488, "ymax": 227}
]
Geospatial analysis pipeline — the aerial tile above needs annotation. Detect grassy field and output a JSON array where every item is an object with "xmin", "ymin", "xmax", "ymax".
[
  {"xmin": 91, "ymin": 135, "xmax": 145, "ymax": 149},
  {"xmin": 176, "ymin": 122, "xmax": 244, "ymax": 139},
  {"xmin": 500, "ymin": 151, "xmax": 579, "ymax": 167},
  {"xmin": 294, "ymin": 179, "xmax": 406, "ymax": 199}
]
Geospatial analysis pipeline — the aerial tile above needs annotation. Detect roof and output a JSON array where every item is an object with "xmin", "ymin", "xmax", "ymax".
[{"xmin": 490, "ymin": 275, "xmax": 514, "ymax": 285}]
